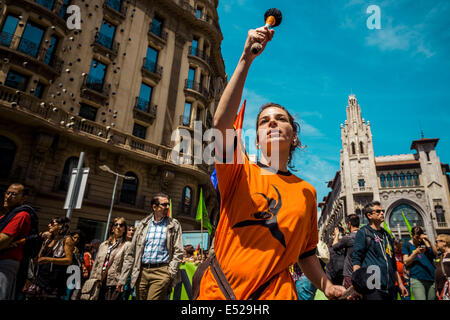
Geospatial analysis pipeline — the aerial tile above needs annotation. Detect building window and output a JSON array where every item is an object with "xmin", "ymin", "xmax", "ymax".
[
  {"xmin": 195, "ymin": 7, "xmax": 203, "ymax": 19},
  {"xmin": 181, "ymin": 186, "xmax": 192, "ymax": 215},
  {"xmin": 144, "ymin": 46, "xmax": 159, "ymax": 72},
  {"xmin": 358, "ymin": 179, "xmax": 365, "ymax": 187},
  {"xmin": 406, "ymin": 172, "xmax": 412, "ymax": 186},
  {"xmin": 34, "ymin": 82, "xmax": 46, "ymax": 98},
  {"xmin": 97, "ymin": 20, "xmax": 116, "ymax": 50},
  {"xmin": 0, "ymin": 135, "xmax": 16, "ymax": 179},
  {"xmin": 59, "ymin": 0, "xmax": 71, "ymax": 19},
  {"xmin": 120, "ymin": 172, "xmax": 138, "ymax": 205},
  {"xmin": 35, "ymin": 0, "xmax": 55, "ymax": 10},
  {"xmin": 435, "ymin": 206, "xmax": 446, "ymax": 224},
  {"xmin": 0, "ymin": 15, "xmax": 19, "ymax": 47},
  {"xmin": 106, "ymin": 0, "xmax": 122, "ymax": 12},
  {"xmin": 136, "ymin": 83, "xmax": 153, "ymax": 112},
  {"xmin": 393, "ymin": 173, "xmax": 399, "ymax": 187},
  {"xmin": 45, "ymin": 35, "xmax": 59, "ymax": 65},
  {"xmin": 132, "ymin": 123, "xmax": 147, "ymax": 139},
  {"xmin": 150, "ymin": 15, "xmax": 163, "ymax": 37},
  {"xmin": 386, "ymin": 173, "xmax": 392, "ymax": 187},
  {"xmin": 5, "ymin": 70, "xmax": 30, "ymax": 91},
  {"xmin": 389, "ymin": 204, "xmax": 424, "ymax": 229},
  {"xmin": 400, "ymin": 172, "xmax": 406, "ymax": 186},
  {"xmin": 187, "ymin": 67, "xmax": 196, "ymax": 89},
  {"xmin": 351, "ymin": 142, "xmax": 356, "ymax": 155},
  {"xmin": 425, "ymin": 151, "xmax": 430, "ymax": 161},
  {"xmin": 191, "ymin": 37, "xmax": 199, "ymax": 55},
  {"xmin": 87, "ymin": 59, "xmax": 107, "ymax": 92},
  {"xmin": 59, "ymin": 157, "xmax": 79, "ymax": 191},
  {"xmin": 182, "ymin": 102, "xmax": 192, "ymax": 126},
  {"xmin": 17, "ymin": 22, "xmax": 45, "ymax": 58},
  {"xmin": 79, "ymin": 103, "xmax": 98, "ymax": 121},
  {"xmin": 413, "ymin": 172, "xmax": 419, "ymax": 186},
  {"xmin": 380, "ymin": 174, "xmax": 386, "ymax": 188},
  {"xmin": 359, "ymin": 141, "xmax": 364, "ymax": 154}
]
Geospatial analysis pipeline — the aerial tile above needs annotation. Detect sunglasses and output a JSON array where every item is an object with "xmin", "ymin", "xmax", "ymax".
[
  {"xmin": 372, "ymin": 209, "xmax": 385, "ymax": 214},
  {"xmin": 5, "ymin": 191, "xmax": 22, "ymax": 198},
  {"xmin": 159, "ymin": 203, "xmax": 170, "ymax": 208},
  {"xmin": 113, "ymin": 223, "xmax": 125, "ymax": 228}
]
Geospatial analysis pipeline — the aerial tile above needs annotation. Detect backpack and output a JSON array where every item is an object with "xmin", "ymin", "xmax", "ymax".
[{"xmin": 326, "ymin": 246, "xmax": 346, "ymax": 285}]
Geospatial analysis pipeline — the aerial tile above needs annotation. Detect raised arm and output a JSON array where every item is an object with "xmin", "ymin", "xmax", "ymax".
[{"xmin": 214, "ymin": 27, "xmax": 274, "ymax": 150}]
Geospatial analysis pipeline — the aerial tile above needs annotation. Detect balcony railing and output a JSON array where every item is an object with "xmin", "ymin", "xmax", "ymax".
[
  {"xmin": 142, "ymin": 58, "xmax": 163, "ymax": 77},
  {"xmin": 82, "ymin": 75, "xmax": 110, "ymax": 97},
  {"xmin": 103, "ymin": 0, "xmax": 127, "ymax": 17},
  {"xmin": 0, "ymin": 32, "xmax": 63, "ymax": 73},
  {"xmin": 185, "ymin": 79, "xmax": 209, "ymax": 99},
  {"xmin": 0, "ymin": 85, "xmax": 210, "ymax": 175},
  {"xmin": 149, "ymin": 23, "xmax": 168, "ymax": 41},
  {"xmin": 437, "ymin": 221, "xmax": 448, "ymax": 228},
  {"xmin": 135, "ymin": 97, "xmax": 157, "ymax": 116},
  {"xmin": 188, "ymin": 46, "xmax": 210, "ymax": 64},
  {"xmin": 93, "ymin": 32, "xmax": 120, "ymax": 57}
]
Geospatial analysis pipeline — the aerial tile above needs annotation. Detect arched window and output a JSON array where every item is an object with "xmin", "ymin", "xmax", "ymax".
[
  {"xmin": 406, "ymin": 172, "xmax": 412, "ymax": 186},
  {"xmin": 0, "ymin": 136, "xmax": 17, "ymax": 179},
  {"xmin": 413, "ymin": 172, "xmax": 419, "ymax": 186},
  {"xmin": 393, "ymin": 173, "xmax": 399, "ymax": 187},
  {"xmin": 400, "ymin": 172, "xmax": 406, "ymax": 186},
  {"xmin": 181, "ymin": 186, "xmax": 192, "ymax": 215},
  {"xmin": 120, "ymin": 172, "xmax": 138, "ymax": 205},
  {"xmin": 380, "ymin": 174, "xmax": 386, "ymax": 188},
  {"xmin": 389, "ymin": 203, "xmax": 424, "ymax": 229},
  {"xmin": 386, "ymin": 174, "xmax": 392, "ymax": 187},
  {"xmin": 359, "ymin": 141, "xmax": 364, "ymax": 154},
  {"xmin": 351, "ymin": 142, "xmax": 356, "ymax": 155},
  {"xmin": 59, "ymin": 157, "xmax": 79, "ymax": 191}
]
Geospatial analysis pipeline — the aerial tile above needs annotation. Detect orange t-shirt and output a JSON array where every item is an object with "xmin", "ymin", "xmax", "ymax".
[{"xmin": 197, "ymin": 148, "xmax": 318, "ymax": 300}]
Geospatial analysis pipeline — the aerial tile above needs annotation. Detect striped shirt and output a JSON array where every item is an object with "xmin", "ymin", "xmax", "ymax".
[{"xmin": 141, "ymin": 216, "xmax": 170, "ymax": 264}]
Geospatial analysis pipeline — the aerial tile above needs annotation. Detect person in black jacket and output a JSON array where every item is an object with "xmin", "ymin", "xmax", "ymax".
[{"xmin": 352, "ymin": 201, "xmax": 408, "ymax": 300}]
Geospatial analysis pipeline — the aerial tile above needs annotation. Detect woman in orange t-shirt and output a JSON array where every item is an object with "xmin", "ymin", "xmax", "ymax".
[{"xmin": 195, "ymin": 26, "xmax": 345, "ymax": 300}]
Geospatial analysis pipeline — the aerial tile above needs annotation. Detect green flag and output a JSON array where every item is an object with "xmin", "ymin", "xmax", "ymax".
[
  {"xmin": 196, "ymin": 188, "xmax": 212, "ymax": 235},
  {"xmin": 383, "ymin": 221, "xmax": 394, "ymax": 239},
  {"xmin": 401, "ymin": 210, "xmax": 412, "ymax": 236}
]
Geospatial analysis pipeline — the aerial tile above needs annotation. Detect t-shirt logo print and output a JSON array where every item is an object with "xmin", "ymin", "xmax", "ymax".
[{"xmin": 232, "ymin": 185, "xmax": 287, "ymax": 248}]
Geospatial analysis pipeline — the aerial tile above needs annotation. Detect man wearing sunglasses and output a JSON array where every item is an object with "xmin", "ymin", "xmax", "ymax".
[
  {"xmin": 117, "ymin": 193, "xmax": 184, "ymax": 300},
  {"xmin": 352, "ymin": 201, "xmax": 408, "ymax": 300}
]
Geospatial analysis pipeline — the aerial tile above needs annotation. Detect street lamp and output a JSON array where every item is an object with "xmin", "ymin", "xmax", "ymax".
[{"xmin": 100, "ymin": 164, "xmax": 136, "ymax": 241}]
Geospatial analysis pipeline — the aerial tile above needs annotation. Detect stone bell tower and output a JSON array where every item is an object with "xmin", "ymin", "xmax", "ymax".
[{"xmin": 340, "ymin": 94, "xmax": 380, "ymax": 217}]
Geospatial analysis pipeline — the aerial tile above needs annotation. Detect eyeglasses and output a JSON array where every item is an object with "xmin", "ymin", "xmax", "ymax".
[
  {"xmin": 159, "ymin": 203, "xmax": 170, "ymax": 208},
  {"xmin": 372, "ymin": 209, "xmax": 385, "ymax": 214},
  {"xmin": 113, "ymin": 223, "xmax": 125, "ymax": 228},
  {"xmin": 436, "ymin": 239, "xmax": 445, "ymax": 243}
]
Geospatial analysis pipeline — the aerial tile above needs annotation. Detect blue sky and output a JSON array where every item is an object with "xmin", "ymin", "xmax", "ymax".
[{"xmin": 216, "ymin": 0, "xmax": 450, "ymax": 215}]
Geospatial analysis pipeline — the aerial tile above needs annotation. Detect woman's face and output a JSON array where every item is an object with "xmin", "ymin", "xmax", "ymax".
[
  {"xmin": 48, "ymin": 220, "xmax": 61, "ymax": 234},
  {"xmin": 436, "ymin": 238, "xmax": 447, "ymax": 251},
  {"xmin": 113, "ymin": 219, "xmax": 126, "ymax": 238},
  {"xmin": 72, "ymin": 233, "xmax": 80, "ymax": 244},
  {"xmin": 127, "ymin": 227, "xmax": 135, "ymax": 239},
  {"xmin": 257, "ymin": 107, "xmax": 296, "ymax": 158}
]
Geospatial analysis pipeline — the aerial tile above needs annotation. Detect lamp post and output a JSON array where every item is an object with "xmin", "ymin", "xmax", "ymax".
[{"xmin": 99, "ymin": 165, "xmax": 136, "ymax": 241}]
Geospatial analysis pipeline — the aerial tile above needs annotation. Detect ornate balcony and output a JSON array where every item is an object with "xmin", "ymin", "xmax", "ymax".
[
  {"xmin": 141, "ymin": 58, "xmax": 163, "ymax": 82},
  {"xmin": 80, "ymin": 75, "xmax": 110, "ymax": 104},
  {"xmin": 103, "ymin": 0, "xmax": 127, "ymax": 20},
  {"xmin": 92, "ymin": 32, "xmax": 120, "ymax": 59},
  {"xmin": 148, "ymin": 22, "xmax": 168, "ymax": 46},
  {"xmin": 6, "ymin": 0, "xmax": 68, "ymax": 31},
  {"xmin": 188, "ymin": 46, "xmax": 211, "ymax": 67},
  {"xmin": 133, "ymin": 97, "xmax": 157, "ymax": 125},
  {"xmin": 0, "ymin": 32, "xmax": 63, "ymax": 78},
  {"xmin": 184, "ymin": 79, "xmax": 209, "ymax": 103}
]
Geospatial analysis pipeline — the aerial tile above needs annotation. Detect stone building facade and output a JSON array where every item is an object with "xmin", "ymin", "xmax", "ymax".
[
  {"xmin": 319, "ymin": 95, "xmax": 450, "ymax": 245},
  {"xmin": 0, "ymin": 0, "xmax": 226, "ymax": 241}
]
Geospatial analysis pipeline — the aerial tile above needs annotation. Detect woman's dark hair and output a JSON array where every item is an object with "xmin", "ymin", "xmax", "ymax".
[
  {"xmin": 255, "ymin": 103, "xmax": 303, "ymax": 170},
  {"xmin": 50, "ymin": 217, "xmax": 71, "ymax": 236},
  {"xmin": 108, "ymin": 217, "xmax": 128, "ymax": 242},
  {"xmin": 184, "ymin": 244, "xmax": 195, "ymax": 256},
  {"xmin": 411, "ymin": 226, "xmax": 424, "ymax": 236},
  {"xmin": 71, "ymin": 229, "xmax": 86, "ymax": 251}
]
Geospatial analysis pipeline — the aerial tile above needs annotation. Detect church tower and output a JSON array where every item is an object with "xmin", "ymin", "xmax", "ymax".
[{"xmin": 340, "ymin": 94, "xmax": 380, "ymax": 218}]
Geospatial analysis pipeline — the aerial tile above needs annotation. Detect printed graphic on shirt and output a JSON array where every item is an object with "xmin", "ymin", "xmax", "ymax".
[{"xmin": 232, "ymin": 185, "xmax": 286, "ymax": 248}]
